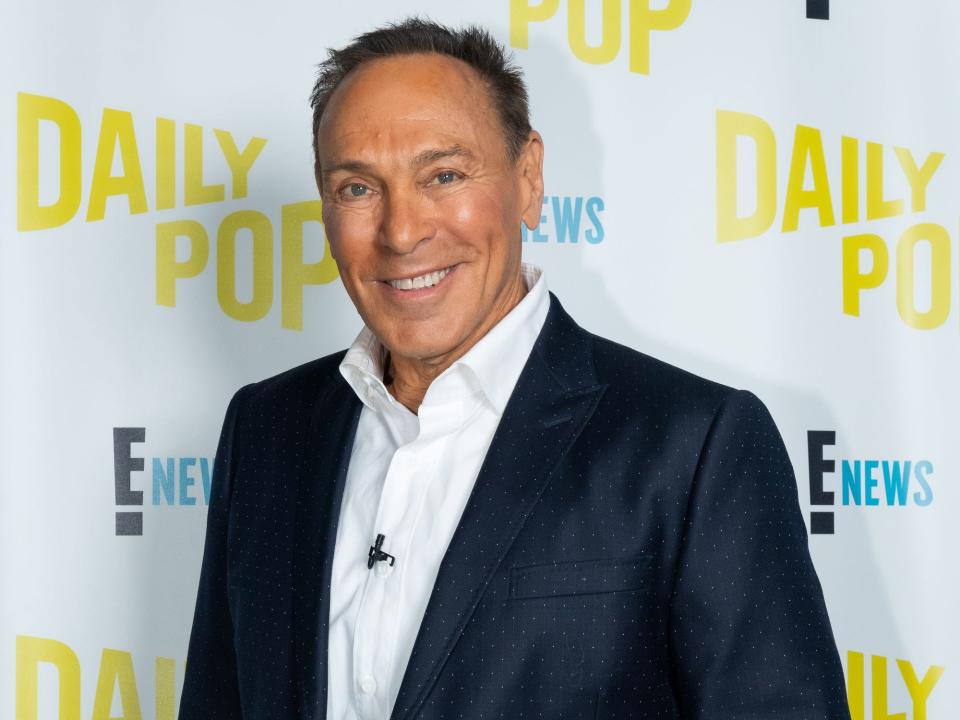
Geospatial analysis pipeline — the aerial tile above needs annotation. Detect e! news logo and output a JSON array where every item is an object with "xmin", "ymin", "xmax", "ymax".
[
  {"xmin": 521, "ymin": 195, "xmax": 605, "ymax": 245},
  {"xmin": 806, "ymin": 431, "xmax": 934, "ymax": 535},
  {"xmin": 113, "ymin": 427, "xmax": 212, "ymax": 536}
]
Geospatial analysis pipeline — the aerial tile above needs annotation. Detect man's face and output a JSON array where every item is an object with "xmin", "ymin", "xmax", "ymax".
[{"xmin": 315, "ymin": 53, "xmax": 543, "ymax": 366}]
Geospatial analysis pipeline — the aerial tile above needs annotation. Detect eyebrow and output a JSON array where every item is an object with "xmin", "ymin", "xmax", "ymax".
[
  {"xmin": 413, "ymin": 144, "xmax": 476, "ymax": 166},
  {"xmin": 321, "ymin": 144, "xmax": 477, "ymax": 180}
]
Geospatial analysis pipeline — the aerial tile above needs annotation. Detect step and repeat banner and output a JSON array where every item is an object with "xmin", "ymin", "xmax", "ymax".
[{"xmin": 2, "ymin": 0, "xmax": 956, "ymax": 717}]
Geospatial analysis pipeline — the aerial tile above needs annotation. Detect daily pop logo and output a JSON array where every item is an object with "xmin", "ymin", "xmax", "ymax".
[
  {"xmin": 509, "ymin": 1, "xmax": 827, "ymax": 75},
  {"xmin": 16, "ymin": 92, "xmax": 337, "ymax": 331},
  {"xmin": 806, "ymin": 430, "xmax": 935, "ymax": 535},
  {"xmin": 16, "ymin": 93, "xmax": 606, "ymax": 329},
  {"xmin": 716, "ymin": 108, "xmax": 953, "ymax": 333},
  {"xmin": 509, "ymin": 0, "xmax": 691, "ymax": 75},
  {"xmin": 846, "ymin": 649, "xmax": 945, "ymax": 720},
  {"xmin": 16, "ymin": 635, "xmax": 180, "ymax": 720},
  {"xmin": 18, "ymin": 635, "xmax": 947, "ymax": 720}
]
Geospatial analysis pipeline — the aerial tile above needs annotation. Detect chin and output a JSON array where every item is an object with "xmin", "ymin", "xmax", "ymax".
[
  {"xmin": 382, "ymin": 326, "xmax": 466, "ymax": 363},
  {"xmin": 388, "ymin": 338, "xmax": 458, "ymax": 363}
]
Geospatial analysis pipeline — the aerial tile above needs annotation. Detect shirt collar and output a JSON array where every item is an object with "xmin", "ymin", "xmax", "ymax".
[{"xmin": 339, "ymin": 262, "xmax": 549, "ymax": 416}]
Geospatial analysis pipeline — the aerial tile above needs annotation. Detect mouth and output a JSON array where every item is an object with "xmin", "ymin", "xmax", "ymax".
[{"xmin": 381, "ymin": 264, "xmax": 458, "ymax": 292}]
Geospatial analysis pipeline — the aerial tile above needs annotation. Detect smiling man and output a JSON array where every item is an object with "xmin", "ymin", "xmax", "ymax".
[
  {"xmin": 315, "ymin": 42, "xmax": 537, "ymax": 414},
  {"xmin": 180, "ymin": 18, "xmax": 850, "ymax": 720}
]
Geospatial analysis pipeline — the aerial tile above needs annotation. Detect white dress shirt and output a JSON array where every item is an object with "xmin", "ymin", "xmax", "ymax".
[{"xmin": 326, "ymin": 263, "xmax": 549, "ymax": 720}]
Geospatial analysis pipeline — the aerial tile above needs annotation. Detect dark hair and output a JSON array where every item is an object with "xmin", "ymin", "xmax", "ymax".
[{"xmin": 309, "ymin": 17, "xmax": 532, "ymax": 176}]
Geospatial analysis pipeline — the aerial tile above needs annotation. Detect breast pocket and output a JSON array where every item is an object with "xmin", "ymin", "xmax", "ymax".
[
  {"xmin": 505, "ymin": 555, "xmax": 653, "ymax": 693},
  {"xmin": 509, "ymin": 555, "xmax": 651, "ymax": 600}
]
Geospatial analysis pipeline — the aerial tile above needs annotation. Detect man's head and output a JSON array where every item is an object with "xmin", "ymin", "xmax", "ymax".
[{"xmin": 310, "ymin": 18, "xmax": 544, "ymax": 370}]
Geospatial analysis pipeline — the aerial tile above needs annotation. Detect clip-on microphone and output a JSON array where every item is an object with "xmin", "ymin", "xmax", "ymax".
[{"xmin": 367, "ymin": 533, "xmax": 396, "ymax": 569}]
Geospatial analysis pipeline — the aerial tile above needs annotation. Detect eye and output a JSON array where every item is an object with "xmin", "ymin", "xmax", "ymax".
[
  {"xmin": 334, "ymin": 181, "xmax": 372, "ymax": 201},
  {"xmin": 434, "ymin": 170, "xmax": 459, "ymax": 185}
]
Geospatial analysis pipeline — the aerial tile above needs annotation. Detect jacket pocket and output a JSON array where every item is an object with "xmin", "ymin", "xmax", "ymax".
[{"xmin": 509, "ymin": 555, "xmax": 651, "ymax": 600}]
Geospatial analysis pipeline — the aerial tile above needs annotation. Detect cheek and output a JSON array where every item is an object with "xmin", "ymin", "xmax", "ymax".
[
  {"xmin": 442, "ymin": 187, "xmax": 514, "ymax": 252},
  {"xmin": 325, "ymin": 211, "xmax": 375, "ymax": 274}
]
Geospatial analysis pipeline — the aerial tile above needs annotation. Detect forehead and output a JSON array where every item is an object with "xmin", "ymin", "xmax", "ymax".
[{"xmin": 316, "ymin": 53, "xmax": 502, "ymax": 164}]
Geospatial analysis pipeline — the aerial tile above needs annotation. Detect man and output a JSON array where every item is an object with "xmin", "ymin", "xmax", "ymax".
[{"xmin": 180, "ymin": 18, "xmax": 850, "ymax": 720}]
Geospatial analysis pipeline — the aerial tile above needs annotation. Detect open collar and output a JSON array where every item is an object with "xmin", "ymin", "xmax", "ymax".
[{"xmin": 338, "ymin": 263, "xmax": 549, "ymax": 416}]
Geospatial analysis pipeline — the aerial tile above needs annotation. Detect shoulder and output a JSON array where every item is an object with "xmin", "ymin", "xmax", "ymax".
[
  {"xmin": 230, "ymin": 348, "xmax": 349, "ymax": 416},
  {"xmin": 536, "ymin": 291, "xmax": 776, "ymax": 438},
  {"xmin": 581, "ymin": 333, "xmax": 793, "ymax": 517},
  {"xmin": 585, "ymin": 331, "xmax": 779, "ymax": 440},
  {"xmin": 590, "ymin": 333, "xmax": 734, "ymax": 413}
]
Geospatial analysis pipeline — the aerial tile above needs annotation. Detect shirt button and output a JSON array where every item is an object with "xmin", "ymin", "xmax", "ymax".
[
  {"xmin": 359, "ymin": 674, "xmax": 378, "ymax": 695},
  {"xmin": 375, "ymin": 560, "xmax": 394, "ymax": 577}
]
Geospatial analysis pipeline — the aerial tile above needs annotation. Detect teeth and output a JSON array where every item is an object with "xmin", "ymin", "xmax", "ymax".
[{"xmin": 388, "ymin": 266, "xmax": 451, "ymax": 290}]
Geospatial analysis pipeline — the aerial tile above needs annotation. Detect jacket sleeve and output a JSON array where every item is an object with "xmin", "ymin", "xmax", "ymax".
[
  {"xmin": 668, "ymin": 389, "xmax": 850, "ymax": 719},
  {"xmin": 179, "ymin": 385, "xmax": 250, "ymax": 719}
]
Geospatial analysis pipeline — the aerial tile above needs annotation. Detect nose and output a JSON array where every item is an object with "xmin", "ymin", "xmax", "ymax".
[{"xmin": 378, "ymin": 188, "xmax": 435, "ymax": 254}]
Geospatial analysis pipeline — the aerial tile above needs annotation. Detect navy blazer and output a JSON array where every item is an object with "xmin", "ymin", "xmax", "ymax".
[{"xmin": 180, "ymin": 292, "xmax": 850, "ymax": 719}]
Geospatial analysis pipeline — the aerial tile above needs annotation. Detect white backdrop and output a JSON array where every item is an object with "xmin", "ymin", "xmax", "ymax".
[{"xmin": 2, "ymin": 1, "xmax": 956, "ymax": 717}]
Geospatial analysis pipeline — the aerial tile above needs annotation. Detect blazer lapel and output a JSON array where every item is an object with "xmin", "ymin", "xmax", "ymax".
[
  {"xmin": 293, "ymin": 376, "xmax": 363, "ymax": 720},
  {"xmin": 390, "ymin": 293, "xmax": 608, "ymax": 720}
]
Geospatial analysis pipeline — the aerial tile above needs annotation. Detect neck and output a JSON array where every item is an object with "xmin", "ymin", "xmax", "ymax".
[{"xmin": 385, "ymin": 272, "xmax": 528, "ymax": 414}]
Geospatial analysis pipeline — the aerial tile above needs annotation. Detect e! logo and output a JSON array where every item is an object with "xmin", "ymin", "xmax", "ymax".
[
  {"xmin": 113, "ymin": 427, "xmax": 145, "ymax": 536},
  {"xmin": 807, "ymin": 430, "xmax": 835, "ymax": 534}
]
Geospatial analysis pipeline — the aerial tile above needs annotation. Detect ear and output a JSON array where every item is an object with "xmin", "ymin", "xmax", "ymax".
[{"xmin": 517, "ymin": 130, "xmax": 545, "ymax": 231}]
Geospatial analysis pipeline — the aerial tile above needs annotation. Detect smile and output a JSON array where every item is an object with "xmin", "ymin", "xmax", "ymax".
[{"xmin": 385, "ymin": 266, "xmax": 454, "ymax": 291}]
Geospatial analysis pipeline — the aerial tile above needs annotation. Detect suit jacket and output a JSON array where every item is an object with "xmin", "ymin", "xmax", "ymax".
[{"xmin": 180, "ymin": 292, "xmax": 850, "ymax": 720}]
